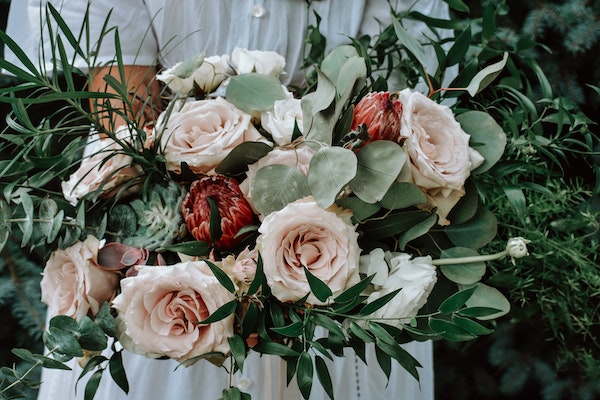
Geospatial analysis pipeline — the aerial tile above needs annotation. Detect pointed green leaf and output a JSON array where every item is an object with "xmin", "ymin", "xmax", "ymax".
[
  {"xmin": 446, "ymin": 26, "xmax": 471, "ymax": 67},
  {"xmin": 84, "ymin": 369, "xmax": 103, "ymax": 400},
  {"xmin": 252, "ymin": 341, "xmax": 301, "ymax": 357},
  {"xmin": 199, "ymin": 299, "xmax": 237, "ymax": 324},
  {"xmin": 308, "ymin": 146, "xmax": 357, "ymax": 208},
  {"xmin": 0, "ymin": 199, "xmax": 11, "ymax": 252},
  {"xmin": 458, "ymin": 307, "xmax": 504, "ymax": 318},
  {"xmin": 315, "ymin": 356, "xmax": 334, "ymax": 400},
  {"xmin": 312, "ymin": 313, "xmax": 345, "ymax": 339},
  {"xmin": 452, "ymin": 315, "xmax": 494, "ymax": 336},
  {"xmin": 348, "ymin": 322, "xmax": 375, "ymax": 343},
  {"xmin": 438, "ymin": 286, "xmax": 478, "ymax": 314},
  {"xmin": 464, "ymin": 52, "xmax": 509, "ymax": 96},
  {"xmin": 297, "ymin": 352, "xmax": 314, "ymax": 400},
  {"xmin": 304, "ymin": 266, "xmax": 333, "ymax": 302},
  {"xmin": 215, "ymin": 142, "xmax": 273, "ymax": 176},
  {"xmin": 397, "ymin": 211, "xmax": 437, "ymax": 250},
  {"xmin": 428, "ymin": 318, "xmax": 477, "ymax": 342},
  {"xmin": 204, "ymin": 260, "xmax": 236, "ymax": 293},
  {"xmin": 228, "ymin": 335, "xmax": 247, "ymax": 371},
  {"xmin": 161, "ymin": 240, "xmax": 211, "ymax": 257},
  {"xmin": 109, "ymin": 351, "xmax": 130, "ymax": 394},
  {"xmin": 393, "ymin": 19, "xmax": 429, "ymax": 69},
  {"xmin": 207, "ymin": 197, "xmax": 223, "ymax": 244},
  {"xmin": 271, "ymin": 321, "xmax": 305, "ymax": 337},
  {"xmin": 334, "ymin": 274, "xmax": 375, "ymax": 303}
]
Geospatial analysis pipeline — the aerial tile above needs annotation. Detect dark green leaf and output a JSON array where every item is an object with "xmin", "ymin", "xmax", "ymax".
[
  {"xmin": 452, "ymin": 315, "xmax": 494, "ymax": 336},
  {"xmin": 204, "ymin": 260, "xmax": 236, "ymax": 293},
  {"xmin": 84, "ymin": 370, "xmax": 103, "ymax": 400},
  {"xmin": 446, "ymin": 26, "xmax": 471, "ymax": 67},
  {"xmin": 304, "ymin": 266, "xmax": 333, "ymax": 303},
  {"xmin": 311, "ymin": 313, "xmax": 345, "ymax": 339},
  {"xmin": 207, "ymin": 197, "xmax": 223, "ymax": 244},
  {"xmin": 199, "ymin": 299, "xmax": 237, "ymax": 324},
  {"xmin": 108, "ymin": 351, "xmax": 129, "ymax": 394},
  {"xmin": 444, "ymin": 0, "xmax": 470, "ymax": 12},
  {"xmin": 252, "ymin": 341, "xmax": 301, "ymax": 357},
  {"xmin": 315, "ymin": 356, "xmax": 334, "ymax": 400},
  {"xmin": 297, "ymin": 352, "xmax": 314, "ymax": 400},
  {"xmin": 78, "ymin": 317, "xmax": 108, "ymax": 351},
  {"xmin": 271, "ymin": 322, "xmax": 305, "ymax": 337},
  {"xmin": 79, "ymin": 356, "xmax": 107, "ymax": 377},
  {"xmin": 374, "ymin": 345, "xmax": 392, "ymax": 380},
  {"xmin": 397, "ymin": 211, "xmax": 437, "ymax": 250},
  {"xmin": 378, "ymin": 182, "xmax": 426, "ymax": 210},
  {"xmin": 458, "ymin": 306, "xmax": 504, "ymax": 318},
  {"xmin": 228, "ymin": 335, "xmax": 247, "ymax": 371},
  {"xmin": 215, "ymin": 142, "xmax": 273, "ymax": 176},
  {"xmin": 445, "ymin": 206, "xmax": 498, "ymax": 249},
  {"xmin": 95, "ymin": 302, "xmax": 116, "ymax": 337},
  {"xmin": 438, "ymin": 286, "xmax": 478, "ymax": 314},
  {"xmin": 375, "ymin": 338, "xmax": 420, "ymax": 380},
  {"xmin": 161, "ymin": 240, "xmax": 211, "ymax": 257},
  {"xmin": 247, "ymin": 254, "xmax": 264, "ymax": 296},
  {"xmin": 361, "ymin": 210, "xmax": 431, "ymax": 240},
  {"xmin": 359, "ymin": 289, "xmax": 401, "ymax": 317},
  {"xmin": 428, "ymin": 318, "xmax": 477, "ymax": 342},
  {"xmin": 348, "ymin": 322, "xmax": 375, "ymax": 343}
]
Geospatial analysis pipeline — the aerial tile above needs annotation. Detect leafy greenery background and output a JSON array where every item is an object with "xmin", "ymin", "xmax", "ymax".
[{"xmin": 0, "ymin": 0, "xmax": 598, "ymax": 399}]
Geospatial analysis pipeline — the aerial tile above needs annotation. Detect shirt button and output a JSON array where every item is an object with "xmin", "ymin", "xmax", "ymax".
[
  {"xmin": 238, "ymin": 377, "xmax": 253, "ymax": 390},
  {"xmin": 250, "ymin": 4, "xmax": 266, "ymax": 18}
]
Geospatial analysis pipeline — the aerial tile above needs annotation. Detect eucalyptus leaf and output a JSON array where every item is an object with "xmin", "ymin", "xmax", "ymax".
[
  {"xmin": 78, "ymin": 317, "xmax": 108, "ymax": 351},
  {"xmin": 226, "ymin": 73, "xmax": 286, "ymax": 113},
  {"xmin": 335, "ymin": 196, "xmax": 381, "ymax": 222},
  {"xmin": 308, "ymin": 146, "xmax": 357, "ymax": 208},
  {"xmin": 397, "ymin": 211, "xmax": 437, "ymax": 250},
  {"xmin": 379, "ymin": 182, "xmax": 426, "ymax": 210},
  {"xmin": 333, "ymin": 56, "xmax": 367, "ymax": 117},
  {"xmin": 456, "ymin": 111, "xmax": 507, "ymax": 174},
  {"xmin": 321, "ymin": 45, "xmax": 360, "ymax": 84},
  {"xmin": 350, "ymin": 141, "xmax": 406, "ymax": 203},
  {"xmin": 251, "ymin": 165, "xmax": 310, "ymax": 215},
  {"xmin": 19, "ymin": 191, "xmax": 34, "ymax": 246},
  {"xmin": 445, "ymin": 206, "xmax": 497, "ymax": 249},
  {"xmin": 463, "ymin": 283, "xmax": 510, "ymax": 320},
  {"xmin": 0, "ymin": 199, "xmax": 11, "ymax": 252},
  {"xmin": 43, "ymin": 328, "xmax": 83, "ymax": 359},
  {"xmin": 439, "ymin": 247, "xmax": 486, "ymax": 285},
  {"xmin": 464, "ymin": 52, "xmax": 509, "ymax": 96}
]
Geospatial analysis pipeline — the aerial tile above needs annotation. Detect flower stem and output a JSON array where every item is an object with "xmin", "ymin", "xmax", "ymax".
[{"xmin": 431, "ymin": 250, "xmax": 508, "ymax": 266}]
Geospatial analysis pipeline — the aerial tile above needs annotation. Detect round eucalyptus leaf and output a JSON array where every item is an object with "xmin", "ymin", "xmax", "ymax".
[
  {"xmin": 379, "ymin": 182, "xmax": 426, "ymax": 210},
  {"xmin": 336, "ymin": 196, "xmax": 380, "ymax": 222},
  {"xmin": 251, "ymin": 164, "xmax": 310, "ymax": 216},
  {"xmin": 456, "ymin": 111, "xmax": 507, "ymax": 174},
  {"xmin": 39, "ymin": 198, "xmax": 59, "ymax": 237},
  {"xmin": 321, "ymin": 45, "xmax": 360, "ymax": 84},
  {"xmin": 446, "ymin": 179, "xmax": 478, "ymax": 225},
  {"xmin": 439, "ymin": 247, "xmax": 487, "ymax": 285},
  {"xmin": 445, "ymin": 206, "xmax": 498, "ymax": 249},
  {"xmin": 350, "ymin": 141, "xmax": 406, "ymax": 204},
  {"xmin": 308, "ymin": 146, "xmax": 357, "ymax": 208},
  {"xmin": 463, "ymin": 283, "xmax": 511, "ymax": 320},
  {"xmin": 225, "ymin": 73, "xmax": 286, "ymax": 113}
]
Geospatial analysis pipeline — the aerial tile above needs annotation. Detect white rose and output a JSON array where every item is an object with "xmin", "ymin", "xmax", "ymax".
[
  {"xmin": 112, "ymin": 261, "xmax": 235, "ymax": 363},
  {"xmin": 364, "ymin": 251, "xmax": 437, "ymax": 328},
  {"xmin": 261, "ymin": 91, "xmax": 303, "ymax": 145},
  {"xmin": 231, "ymin": 47, "xmax": 286, "ymax": 78},
  {"xmin": 256, "ymin": 196, "xmax": 360, "ymax": 305},
  {"xmin": 240, "ymin": 144, "xmax": 315, "ymax": 215},
  {"xmin": 398, "ymin": 89, "xmax": 484, "ymax": 224},
  {"xmin": 40, "ymin": 236, "xmax": 118, "ymax": 320},
  {"xmin": 156, "ymin": 54, "xmax": 232, "ymax": 96},
  {"xmin": 61, "ymin": 126, "xmax": 143, "ymax": 205},
  {"xmin": 159, "ymin": 97, "xmax": 267, "ymax": 174}
]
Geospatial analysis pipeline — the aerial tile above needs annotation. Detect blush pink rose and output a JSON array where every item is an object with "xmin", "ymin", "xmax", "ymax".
[
  {"xmin": 256, "ymin": 196, "xmax": 360, "ymax": 305},
  {"xmin": 40, "ymin": 236, "xmax": 118, "ymax": 321},
  {"xmin": 159, "ymin": 97, "xmax": 267, "ymax": 174},
  {"xmin": 111, "ymin": 261, "xmax": 235, "ymax": 362},
  {"xmin": 398, "ymin": 89, "xmax": 484, "ymax": 224},
  {"xmin": 61, "ymin": 126, "xmax": 143, "ymax": 205}
]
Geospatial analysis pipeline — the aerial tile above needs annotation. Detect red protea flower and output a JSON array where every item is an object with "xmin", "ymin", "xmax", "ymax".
[
  {"xmin": 349, "ymin": 91, "xmax": 403, "ymax": 148},
  {"xmin": 182, "ymin": 175, "xmax": 255, "ymax": 251}
]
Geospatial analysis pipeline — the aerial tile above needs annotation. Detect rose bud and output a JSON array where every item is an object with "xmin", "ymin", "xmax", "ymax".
[
  {"xmin": 182, "ymin": 175, "xmax": 256, "ymax": 251},
  {"xmin": 348, "ymin": 91, "xmax": 403, "ymax": 149}
]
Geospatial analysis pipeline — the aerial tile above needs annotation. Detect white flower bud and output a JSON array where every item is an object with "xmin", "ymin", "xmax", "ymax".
[{"xmin": 506, "ymin": 237, "xmax": 531, "ymax": 265}]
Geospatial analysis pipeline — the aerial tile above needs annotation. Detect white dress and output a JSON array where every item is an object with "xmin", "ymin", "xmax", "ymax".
[{"xmin": 6, "ymin": 1, "xmax": 452, "ymax": 399}]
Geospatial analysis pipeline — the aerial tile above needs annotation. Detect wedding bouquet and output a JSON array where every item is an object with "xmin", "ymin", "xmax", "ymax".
[{"xmin": 0, "ymin": 11, "xmax": 529, "ymax": 400}]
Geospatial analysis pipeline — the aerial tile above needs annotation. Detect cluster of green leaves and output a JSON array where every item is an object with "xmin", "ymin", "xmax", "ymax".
[{"xmin": 434, "ymin": 0, "xmax": 600, "ymax": 395}]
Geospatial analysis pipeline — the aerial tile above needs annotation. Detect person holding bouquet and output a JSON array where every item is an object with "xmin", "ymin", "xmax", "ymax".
[{"xmin": 6, "ymin": 1, "xmax": 455, "ymax": 399}]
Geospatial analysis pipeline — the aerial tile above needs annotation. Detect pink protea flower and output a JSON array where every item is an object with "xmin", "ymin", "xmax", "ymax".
[
  {"xmin": 182, "ymin": 175, "xmax": 256, "ymax": 251},
  {"xmin": 349, "ymin": 91, "xmax": 403, "ymax": 147}
]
